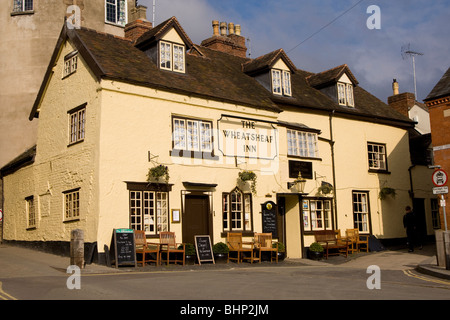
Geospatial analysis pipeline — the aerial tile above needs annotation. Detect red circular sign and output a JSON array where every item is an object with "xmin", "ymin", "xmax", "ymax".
[{"xmin": 432, "ymin": 169, "xmax": 448, "ymax": 187}]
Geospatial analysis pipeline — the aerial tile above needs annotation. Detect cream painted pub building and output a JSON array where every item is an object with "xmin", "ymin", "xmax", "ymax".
[{"xmin": 1, "ymin": 13, "xmax": 436, "ymax": 262}]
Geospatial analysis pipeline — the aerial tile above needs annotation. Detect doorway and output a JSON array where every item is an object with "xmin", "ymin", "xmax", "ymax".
[
  {"xmin": 412, "ymin": 198, "xmax": 427, "ymax": 243},
  {"xmin": 183, "ymin": 195, "xmax": 210, "ymax": 244}
]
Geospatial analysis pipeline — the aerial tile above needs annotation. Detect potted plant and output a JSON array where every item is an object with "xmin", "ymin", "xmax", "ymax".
[
  {"xmin": 273, "ymin": 242, "xmax": 285, "ymax": 261},
  {"xmin": 378, "ymin": 187, "xmax": 396, "ymax": 200},
  {"xmin": 182, "ymin": 243, "xmax": 196, "ymax": 265},
  {"xmin": 238, "ymin": 170, "xmax": 257, "ymax": 194},
  {"xmin": 213, "ymin": 242, "xmax": 229, "ymax": 263},
  {"xmin": 147, "ymin": 165, "xmax": 170, "ymax": 184},
  {"xmin": 307, "ymin": 242, "xmax": 324, "ymax": 260}
]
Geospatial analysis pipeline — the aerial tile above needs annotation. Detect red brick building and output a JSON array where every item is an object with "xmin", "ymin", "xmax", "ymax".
[{"xmin": 425, "ymin": 67, "xmax": 450, "ymax": 230}]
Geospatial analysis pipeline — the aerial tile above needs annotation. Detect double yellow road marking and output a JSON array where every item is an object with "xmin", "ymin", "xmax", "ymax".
[
  {"xmin": 0, "ymin": 282, "xmax": 17, "ymax": 300},
  {"xmin": 403, "ymin": 269, "xmax": 450, "ymax": 287}
]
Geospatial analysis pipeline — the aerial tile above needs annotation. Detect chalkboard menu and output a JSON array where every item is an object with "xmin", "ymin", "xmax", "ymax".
[
  {"xmin": 194, "ymin": 235, "xmax": 215, "ymax": 265},
  {"xmin": 261, "ymin": 201, "xmax": 277, "ymax": 237},
  {"xmin": 111, "ymin": 229, "xmax": 137, "ymax": 268}
]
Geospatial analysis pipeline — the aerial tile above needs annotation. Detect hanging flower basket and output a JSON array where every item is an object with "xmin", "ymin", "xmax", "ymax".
[
  {"xmin": 147, "ymin": 165, "xmax": 170, "ymax": 184},
  {"xmin": 378, "ymin": 187, "xmax": 396, "ymax": 200},
  {"xmin": 318, "ymin": 183, "xmax": 333, "ymax": 195},
  {"xmin": 238, "ymin": 170, "xmax": 257, "ymax": 194}
]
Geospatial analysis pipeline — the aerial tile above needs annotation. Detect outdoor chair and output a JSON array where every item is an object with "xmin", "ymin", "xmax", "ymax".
[
  {"xmin": 134, "ymin": 230, "xmax": 160, "ymax": 266},
  {"xmin": 227, "ymin": 232, "xmax": 259, "ymax": 263},
  {"xmin": 345, "ymin": 229, "xmax": 358, "ymax": 254},
  {"xmin": 159, "ymin": 232, "xmax": 185, "ymax": 266},
  {"xmin": 254, "ymin": 233, "xmax": 278, "ymax": 263},
  {"xmin": 355, "ymin": 229, "xmax": 370, "ymax": 252}
]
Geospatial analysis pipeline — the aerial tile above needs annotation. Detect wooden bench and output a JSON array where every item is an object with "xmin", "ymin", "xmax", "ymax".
[{"xmin": 314, "ymin": 230, "xmax": 349, "ymax": 259}]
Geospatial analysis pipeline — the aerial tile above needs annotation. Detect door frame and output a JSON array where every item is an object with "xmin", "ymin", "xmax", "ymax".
[{"xmin": 181, "ymin": 190, "xmax": 213, "ymax": 243}]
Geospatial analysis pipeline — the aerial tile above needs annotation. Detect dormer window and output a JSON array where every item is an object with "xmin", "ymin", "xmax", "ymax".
[
  {"xmin": 160, "ymin": 41, "xmax": 185, "ymax": 73},
  {"xmin": 272, "ymin": 69, "xmax": 291, "ymax": 96},
  {"xmin": 337, "ymin": 82, "xmax": 354, "ymax": 107}
]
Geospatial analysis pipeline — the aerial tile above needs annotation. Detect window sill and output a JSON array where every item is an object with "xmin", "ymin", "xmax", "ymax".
[
  {"xmin": 287, "ymin": 155, "xmax": 322, "ymax": 161},
  {"xmin": 170, "ymin": 149, "xmax": 219, "ymax": 160},
  {"xmin": 67, "ymin": 139, "xmax": 84, "ymax": 148},
  {"xmin": 104, "ymin": 21, "xmax": 126, "ymax": 28},
  {"xmin": 11, "ymin": 10, "xmax": 34, "ymax": 16},
  {"xmin": 64, "ymin": 218, "xmax": 80, "ymax": 223},
  {"xmin": 62, "ymin": 71, "xmax": 77, "ymax": 80},
  {"xmin": 368, "ymin": 169, "xmax": 391, "ymax": 174}
]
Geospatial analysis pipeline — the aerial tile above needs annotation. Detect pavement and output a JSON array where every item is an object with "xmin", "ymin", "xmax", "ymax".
[{"xmin": 0, "ymin": 241, "xmax": 449, "ymax": 281}]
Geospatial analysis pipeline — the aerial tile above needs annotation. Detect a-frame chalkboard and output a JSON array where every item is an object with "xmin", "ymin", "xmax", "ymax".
[
  {"xmin": 110, "ymin": 229, "xmax": 137, "ymax": 268},
  {"xmin": 194, "ymin": 235, "xmax": 215, "ymax": 265},
  {"xmin": 261, "ymin": 201, "xmax": 278, "ymax": 237}
]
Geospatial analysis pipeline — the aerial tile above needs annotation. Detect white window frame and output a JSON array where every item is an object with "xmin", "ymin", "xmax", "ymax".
[
  {"xmin": 283, "ymin": 71, "xmax": 292, "ymax": 96},
  {"xmin": 160, "ymin": 41, "xmax": 185, "ymax": 73},
  {"xmin": 63, "ymin": 52, "xmax": 78, "ymax": 78},
  {"xmin": 346, "ymin": 84, "xmax": 354, "ymax": 107},
  {"xmin": 337, "ymin": 82, "xmax": 355, "ymax": 107},
  {"xmin": 352, "ymin": 191, "xmax": 369, "ymax": 232},
  {"xmin": 272, "ymin": 70, "xmax": 282, "ymax": 95},
  {"xmin": 338, "ymin": 82, "xmax": 346, "ymax": 105},
  {"xmin": 13, "ymin": 0, "xmax": 33, "ymax": 12},
  {"xmin": 64, "ymin": 189, "xmax": 80, "ymax": 221},
  {"xmin": 105, "ymin": 0, "xmax": 127, "ymax": 27},
  {"xmin": 302, "ymin": 199, "xmax": 332, "ymax": 231},
  {"xmin": 272, "ymin": 69, "xmax": 292, "ymax": 96},
  {"xmin": 287, "ymin": 129, "xmax": 319, "ymax": 158},
  {"xmin": 222, "ymin": 188, "xmax": 252, "ymax": 232},
  {"xmin": 69, "ymin": 107, "xmax": 86, "ymax": 145},
  {"xmin": 173, "ymin": 44, "xmax": 185, "ymax": 72},
  {"xmin": 129, "ymin": 190, "xmax": 168, "ymax": 235},
  {"xmin": 367, "ymin": 142, "xmax": 387, "ymax": 171},
  {"xmin": 172, "ymin": 117, "xmax": 212, "ymax": 152}
]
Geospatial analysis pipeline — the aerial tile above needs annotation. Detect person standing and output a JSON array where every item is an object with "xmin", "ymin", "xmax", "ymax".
[{"xmin": 403, "ymin": 206, "xmax": 416, "ymax": 252}]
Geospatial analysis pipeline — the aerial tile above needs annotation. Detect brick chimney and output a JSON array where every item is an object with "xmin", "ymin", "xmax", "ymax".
[
  {"xmin": 200, "ymin": 20, "xmax": 247, "ymax": 58},
  {"xmin": 124, "ymin": 5, "xmax": 152, "ymax": 43},
  {"xmin": 387, "ymin": 79, "xmax": 416, "ymax": 117}
]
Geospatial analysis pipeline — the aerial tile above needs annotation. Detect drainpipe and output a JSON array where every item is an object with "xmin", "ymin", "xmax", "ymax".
[
  {"xmin": 1, "ymin": 174, "xmax": 3, "ymax": 243},
  {"xmin": 408, "ymin": 165, "xmax": 415, "ymax": 199},
  {"xmin": 329, "ymin": 110, "xmax": 338, "ymax": 228}
]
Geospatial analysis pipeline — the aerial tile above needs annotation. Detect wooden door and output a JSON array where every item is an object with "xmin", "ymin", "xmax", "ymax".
[{"xmin": 183, "ymin": 195, "xmax": 210, "ymax": 244}]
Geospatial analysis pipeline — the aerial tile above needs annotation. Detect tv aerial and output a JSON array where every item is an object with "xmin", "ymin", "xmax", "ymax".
[{"xmin": 401, "ymin": 43, "xmax": 424, "ymax": 100}]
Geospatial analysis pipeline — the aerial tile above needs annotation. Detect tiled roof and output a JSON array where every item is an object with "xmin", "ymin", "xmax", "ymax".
[
  {"xmin": 306, "ymin": 64, "xmax": 359, "ymax": 88},
  {"xmin": 30, "ymin": 19, "xmax": 414, "ymax": 128},
  {"xmin": 134, "ymin": 16, "xmax": 194, "ymax": 50},
  {"xmin": 242, "ymin": 49, "xmax": 296, "ymax": 75},
  {"xmin": 425, "ymin": 66, "xmax": 450, "ymax": 101}
]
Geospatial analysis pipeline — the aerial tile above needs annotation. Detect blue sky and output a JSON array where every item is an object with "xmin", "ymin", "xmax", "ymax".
[{"xmin": 139, "ymin": 0, "xmax": 450, "ymax": 104}]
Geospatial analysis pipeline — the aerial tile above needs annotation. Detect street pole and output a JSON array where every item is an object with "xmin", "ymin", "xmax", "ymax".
[{"xmin": 442, "ymin": 194, "xmax": 448, "ymax": 231}]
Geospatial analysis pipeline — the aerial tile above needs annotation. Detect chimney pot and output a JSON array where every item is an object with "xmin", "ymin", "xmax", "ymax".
[
  {"xmin": 228, "ymin": 22, "xmax": 235, "ymax": 35},
  {"xmin": 220, "ymin": 22, "xmax": 227, "ymax": 36},
  {"xmin": 235, "ymin": 24, "xmax": 241, "ymax": 36},
  {"xmin": 212, "ymin": 20, "xmax": 219, "ymax": 36},
  {"xmin": 392, "ymin": 79, "xmax": 399, "ymax": 95}
]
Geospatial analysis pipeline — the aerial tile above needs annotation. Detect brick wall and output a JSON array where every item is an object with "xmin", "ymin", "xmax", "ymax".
[{"xmin": 427, "ymin": 96, "xmax": 450, "ymax": 229}]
